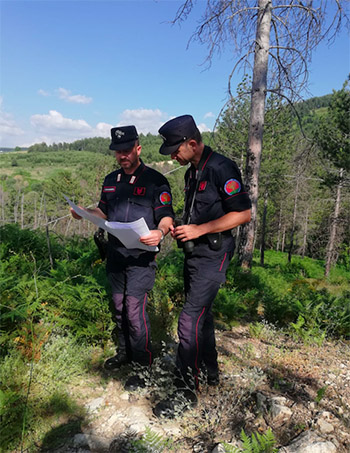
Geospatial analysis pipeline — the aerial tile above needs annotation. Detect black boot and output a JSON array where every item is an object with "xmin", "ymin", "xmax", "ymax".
[
  {"xmin": 207, "ymin": 371, "xmax": 220, "ymax": 386},
  {"xmin": 124, "ymin": 374, "xmax": 147, "ymax": 391},
  {"xmin": 104, "ymin": 352, "xmax": 129, "ymax": 370},
  {"xmin": 153, "ymin": 387, "xmax": 197, "ymax": 419}
]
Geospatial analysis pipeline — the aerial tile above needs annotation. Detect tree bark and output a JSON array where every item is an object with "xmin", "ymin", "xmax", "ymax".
[
  {"xmin": 288, "ymin": 177, "xmax": 299, "ymax": 263},
  {"xmin": 302, "ymin": 207, "xmax": 309, "ymax": 259},
  {"xmin": 260, "ymin": 189, "xmax": 268, "ymax": 265},
  {"xmin": 240, "ymin": 0, "xmax": 272, "ymax": 269},
  {"xmin": 276, "ymin": 201, "xmax": 283, "ymax": 251},
  {"xmin": 325, "ymin": 168, "xmax": 343, "ymax": 276},
  {"xmin": 21, "ymin": 193, "xmax": 24, "ymax": 229}
]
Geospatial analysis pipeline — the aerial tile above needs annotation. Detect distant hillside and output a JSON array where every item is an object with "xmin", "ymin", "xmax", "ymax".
[
  {"xmin": 294, "ymin": 93, "xmax": 333, "ymax": 117},
  {"xmin": 0, "ymin": 147, "xmax": 28, "ymax": 153}
]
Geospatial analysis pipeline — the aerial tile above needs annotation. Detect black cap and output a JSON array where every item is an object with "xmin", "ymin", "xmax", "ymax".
[
  {"xmin": 109, "ymin": 125, "xmax": 139, "ymax": 151},
  {"xmin": 158, "ymin": 115, "xmax": 199, "ymax": 155}
]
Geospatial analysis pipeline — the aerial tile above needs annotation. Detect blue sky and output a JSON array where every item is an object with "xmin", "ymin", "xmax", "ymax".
[{"xmin": 1, "ymin": 0, "xmax": 349, "ymax": 148}]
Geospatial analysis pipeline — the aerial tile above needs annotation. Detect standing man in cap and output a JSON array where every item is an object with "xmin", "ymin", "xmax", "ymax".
[
  {"xmin": 71, "ymin": 125, "xmax": 174, "ymax": 390},
  {"xmin": 154, "ymin": 115, "xmax": 251, "ymax": 417}
]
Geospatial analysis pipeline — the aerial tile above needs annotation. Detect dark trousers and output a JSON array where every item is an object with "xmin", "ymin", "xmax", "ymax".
[
  {"xmin": 107, "ymin": 254, "xmax": 156, "ymax": 366},
  {"xmin": 176, "ymin": 240, "xmax": 234, "ymax": 388}
]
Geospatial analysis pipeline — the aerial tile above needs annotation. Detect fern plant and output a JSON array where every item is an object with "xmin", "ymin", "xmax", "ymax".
[
  {"xmin": 223, "ymin": 428, "xmax": 278, "ymax": 453},
  {"xmin": 130, "ymin": 427, "xmax": 173, "ymax": 452}
]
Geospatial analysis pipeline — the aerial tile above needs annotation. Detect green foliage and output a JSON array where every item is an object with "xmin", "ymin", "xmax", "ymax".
[
  {"xmin": 130, "ymin": 426, "xmax": 174, "ymax": 452},
  {"xmin": 0, "ymin": 335, "xmax": 88, "ymax": 452},
  {"xmin": 240, "ymin": 428, "xmax": 278, "ymax": 453},
  {"xmin": 149, "ymin": 247, "xmax": 184, "ymax": 341},
  {"xmin": 212, "ymin": 251, "xmax": 350, "ymax": 337},
  {"xmin": 313, "ymin": 78, "xmax": 350, "ymax": 172},
  {"xmin": 222, "ymin": 428, "xmax": 278, "ymax": 452},
  {"xmin": 0, "ymin": 225, "xmax": 112, "ymax": 355},
  {"xmin": 315, "ymin": 385, "xmax": 328, "ymax": 404}
]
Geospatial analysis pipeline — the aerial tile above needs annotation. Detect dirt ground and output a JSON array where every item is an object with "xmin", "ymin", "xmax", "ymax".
[{"xmin": 45, "ymin": 325, "xmax": 350, "ymax": 452}]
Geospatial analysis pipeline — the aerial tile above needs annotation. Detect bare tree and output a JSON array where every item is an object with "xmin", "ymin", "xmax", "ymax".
[
  {"xmin": 173, "ymin": 0, "xmax": 347, "ymax": 267},
  {"xmin": 325, "ymin": 168, "xmax": 344, "ymax": 276}
]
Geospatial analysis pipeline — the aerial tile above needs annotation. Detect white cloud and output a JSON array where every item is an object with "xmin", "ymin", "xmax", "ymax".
[
  {"xmin": 118, "ymin": 108, "xmax": 169, "ymax": 134},
  {"xmin": 95, "ymin": 122, "xmax": 113, "ymax": 137},
  {"xmin": 31, "ymin": 110, "xmax": 92, "ymax": 132},
  {"xmin": 204, "ymin": 111, "xmax": 214, "ymax": 119},
  {"xmin": 57, "ymin": 87, "xmax": 92, "ymax": 104},
  {"xmin": 38, "ymin": 89, "xmax": 50, "ymax": 97},
  {"xmin": 0, "ymin": 98, "xmax": 25, "ymax": 143},
  {"xmin": 197, "ymin": 122, "xmax": 211, "ymax": 133},
  {"xmin": 26, "ymin": 110, "xmax": 113, "ymax": 145}
]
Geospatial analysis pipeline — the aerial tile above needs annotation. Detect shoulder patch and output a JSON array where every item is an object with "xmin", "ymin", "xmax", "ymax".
[
  {"xmin": 224, "ymin": 179, "xmax": 241, "ymax": 196},
  {"xmin": 160, "ymin": 191, "xmax": 172, "ymax": 205}
]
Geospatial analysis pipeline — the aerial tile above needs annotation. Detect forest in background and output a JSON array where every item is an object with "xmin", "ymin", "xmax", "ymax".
[
  {"xmin": 0, "ymin": 87, "xmax": 349, "ymax": 452},
  {"xmin": 1, "ymin": 87, "xmax": 349, "ymax": 272}
]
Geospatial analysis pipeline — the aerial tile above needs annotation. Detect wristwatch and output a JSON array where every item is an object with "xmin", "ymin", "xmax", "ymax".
[{"xmin": 157, "ymin": 228, "xmax": 165, "ymax": 243}]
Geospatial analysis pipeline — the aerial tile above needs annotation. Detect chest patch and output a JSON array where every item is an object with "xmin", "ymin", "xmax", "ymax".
[
  {"xmin": 224, "ymin": 179, "xmax": 241, "ymax": 195},
  {"xmin": 198, "ymin": 181, "xmax": 207, "ymax": 192},
  {"xmin": 134, "ymin": 186, "xmax": 146, "ymax": 196},
  {"xmin": 103, "ymin": 186, "xmax": 116, "ymax": 193},
  {"xmin": 160, "ymin": 191, "xmax": 172, "ymax": 205}
]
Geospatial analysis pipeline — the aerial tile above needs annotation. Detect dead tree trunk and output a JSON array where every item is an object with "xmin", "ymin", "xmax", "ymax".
[
  {"xmin": 288, "ymin": 177, "xmax": 299, "ymax": 263},
  {"xmin": 276, "ymin": 201, "xmax": 283, "ymax": 251},
  {"xmin": 240, "ymin": 0, "xmax": 272, "ymax": 268},
  {"xmin": 301, "ymin": 207, "xmax": 309, "ymax": 259},
  {"xmin": 281, "ymin": 225, "xmax": 286, "ymax": 252},
  {"xmin": 21, "ymin": 193, "xmax": 24, "ymax": 229},
  {"xmin": 260, "ymin": 189, "xmax": 268, "ymax": 265},
  {"xmin": 325, "ymin": 168, "xmax": 343, "ymax": 276}
]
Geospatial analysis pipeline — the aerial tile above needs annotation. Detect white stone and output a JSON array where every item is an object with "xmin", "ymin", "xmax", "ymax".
[
  {"xmin": 271, "ymin": 404, "xmax": 293, "ymax": 423},
  {"xmin": 119, "ymin": 392, "xmax": 130, "ymax": 401},
  {"xmin": 271, "ymin": 396, "xmax": 288, "ymax": 405},
  {"xmin": 320, "ymin": 411, "xmax": 332, "ymax": 419},
  {"xmin": 281, "ymin": 431, "xmax": 337, "ymax": 453},
  {"xmin": 85, "ymin": 397, "xmax": 105, "ymax": 413},
  {"xmin": 317, "ymin": 419, "xmax": 334, "ymax": 434},
  {"xmin": 309, "ymin": 402, "xmax": 317, "ymax": 410},
  {"xmin": 104, "ymin": 412, "xmax": 127, "ymax": 429}
]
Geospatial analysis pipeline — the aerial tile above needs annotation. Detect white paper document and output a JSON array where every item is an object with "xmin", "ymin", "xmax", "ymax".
[{"xmin": 64, "ymin": 195, "xmax": 158, "ymax": 252}]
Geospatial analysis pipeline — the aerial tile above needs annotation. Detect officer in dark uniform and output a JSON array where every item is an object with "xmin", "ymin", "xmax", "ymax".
[
  {"xmin": 71, "ymin": 125, "xmax": 174, "ymax": 390},
  {"xmin": 154, "ymin": 115, "xmax": 251, "ymax": 417}
]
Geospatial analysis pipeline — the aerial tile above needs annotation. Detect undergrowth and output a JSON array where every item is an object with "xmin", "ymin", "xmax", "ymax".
[{"xmin": 0, "ymin": 225, "xmax": 349, "ymax": 451}]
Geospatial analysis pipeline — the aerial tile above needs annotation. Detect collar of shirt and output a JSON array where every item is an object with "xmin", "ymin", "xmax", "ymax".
[{"xmin": 118, "ymin": 159, "xmax": 146, "ymax": 184}]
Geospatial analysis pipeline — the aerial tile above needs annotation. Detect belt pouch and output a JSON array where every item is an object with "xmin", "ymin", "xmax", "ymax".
[{"xmin": 207, "ymin": 232, "xmax": 222, "ymax": 251}]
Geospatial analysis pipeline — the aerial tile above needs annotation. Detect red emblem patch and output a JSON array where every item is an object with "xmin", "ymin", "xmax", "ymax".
[
  {"xmin": 160, "ymin": 191, "xmax": 172, "ymax": 205},
  {"xmin": 224, "ymin": 179, "xmax": 241, "ymax": 195},
  {"xmin": 134, "ymin": 187, "xmax": 146, "ymax": 196},
  {"xmin": 198, "ymin": 181, "xmax": 207, "ymax": 192}
]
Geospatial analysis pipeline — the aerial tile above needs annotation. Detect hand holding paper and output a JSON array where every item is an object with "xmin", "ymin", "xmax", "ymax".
[{"xmin": 64, "ymin": 195, "xmax": 158, "ymax": 252}]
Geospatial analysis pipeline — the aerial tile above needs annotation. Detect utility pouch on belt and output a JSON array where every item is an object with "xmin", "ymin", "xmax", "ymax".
[
  {"xmin": 207, "ymin": 233, "xmax": 222, "ymax": 251},
  {"xmin": 94, "ymin": 228, "xmax": 108, "ymax": 261}
]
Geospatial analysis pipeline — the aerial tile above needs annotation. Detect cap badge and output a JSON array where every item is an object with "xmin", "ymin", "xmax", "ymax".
[
  {"xmin": 224, "ymin": 179, "xmax": 241, "ymax": 195},
  {"xmin": 115, "ymin": 129, "xmax": 125, "ymax": 139}
]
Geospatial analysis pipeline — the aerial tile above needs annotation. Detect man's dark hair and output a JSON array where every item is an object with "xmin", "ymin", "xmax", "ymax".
[{"xmin": 188, "ymin": 128, "xmax": 202, "ymax": 144}]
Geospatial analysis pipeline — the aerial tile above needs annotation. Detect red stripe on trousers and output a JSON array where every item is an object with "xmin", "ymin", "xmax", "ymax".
[{"xmin": 195, "ymin": 307, "xmax": 206, "ymax": 387}]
